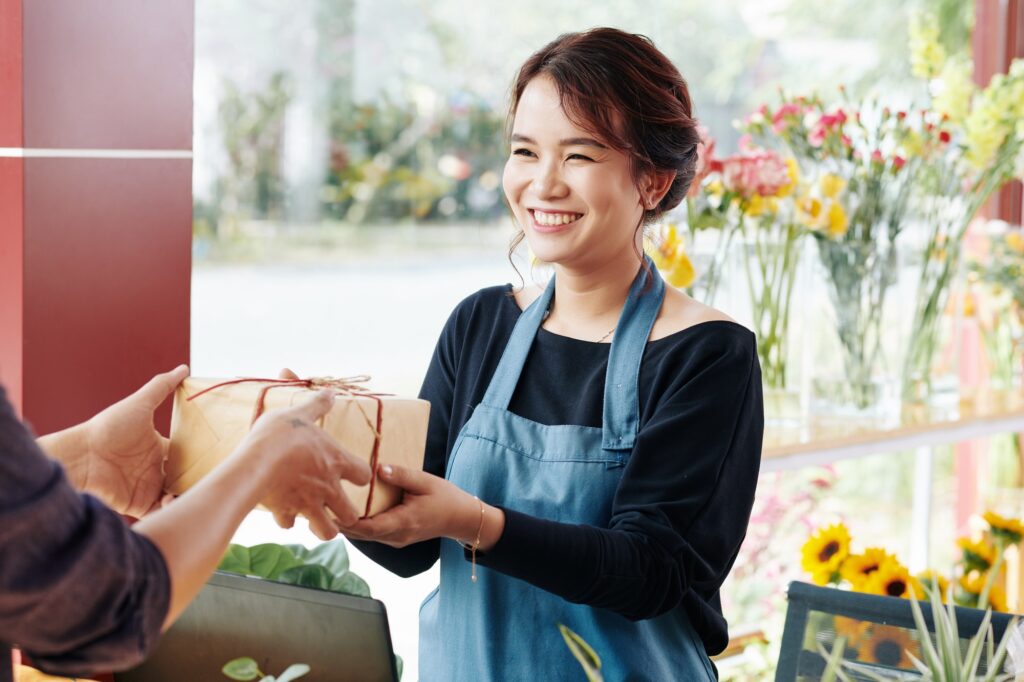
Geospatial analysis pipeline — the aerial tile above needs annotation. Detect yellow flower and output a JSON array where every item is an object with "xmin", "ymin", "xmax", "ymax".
[
  {"xmin": 801, "ymin": 523, "xmax": 852, "ymax": 586},
  {"xmin": 796, "ymin": 196, "xmax": 823, "ymax": 229},
  {"xmin": 859, "ymin": 624, "xmax": 918, "ymax": 667},
  {"xmin": 957, "ymin": 536, "xmax": 996, "ymax": 571},
  {"xmin": 958, "ymin": 572, "xmax": 1008, "ymax": 612},
  {"xmin": 933, "ymin": 54, "xmax": 975, "ymax": 125},
  {"xmin": 984, "ymin": 510, "xmax": 1024, "ymax": 545},
  {"xmin": 649, "ymin": 224, "xmax": 697, "ymax": 289},
  {"xmin": 706, "ymin": 180, "xmax": 725, "ymax": 196},
  {"xmin": 833, "ymin": 616, "xmax": 871, "ymax": 649},
  {"xmin": 666, "ymin": 249, "xmax": 696, "ymax": 288},
  {"xmin": 745, "ymin": 194, "xmax": 768, "ymax": 217},
  {"xmin": 864, "ymin": 559, "xmax": 922, "ymax": 599},
  {"xmin": 775, "ymin": 158, "xmax": 800, "ymax": 198},
  {"xmin": 1006, "ymin": 231, "xmax": 1024, "ymax": 254},
  {"xmin": 825, "ymin": 201, "xmax": 849, "ymax": 238},
  {"xmin": 909, "ymin": 12, "xmax": 946, "ymax": 80},
  {"xmin": 819, "ymin": 173, "xmax": 845, "ymax": 199},
  {"xmin": 841, "ymin": 547, "xmax": 893, "ymax": 589},
  {"xmin": 916, "ymin": 570, "xmax": 949, "ymax": 603}
]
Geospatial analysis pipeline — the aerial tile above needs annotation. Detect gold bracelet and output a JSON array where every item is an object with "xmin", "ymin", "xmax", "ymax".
[{"xmin": 465, "ymin": 496, "xmax": 486, "ymax": 583}]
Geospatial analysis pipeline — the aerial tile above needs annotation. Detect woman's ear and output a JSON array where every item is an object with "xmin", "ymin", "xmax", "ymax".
[{"xmin": 641, "ymin": 170, "xmax": 677, "ymax": 210}]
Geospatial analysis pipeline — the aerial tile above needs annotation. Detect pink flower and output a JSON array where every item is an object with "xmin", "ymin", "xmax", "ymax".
[
  {"xmin": 720, "ymin": 149, "xmax": 790, "ymax": 197},
  {"xmin": 772, "ymin": 103, "xmax": 802, "ymax": 132},
  {"xmin": 688, "ymin": 125, "xmax": 719, "ymax": 198},
  {"xmin": 893, "ymin": 155, "xmax": 906, "ymax": 170},
  {"xmin": 808, "ymin": 124, "xmax": 828, "ymax": 147},
  {"xmin": 871, "ymin": 149, "xmax": 884, "ymax": 164},
  {"xmin": 840, "ymin": 135, "xmax": 852, "ymax": 148}
]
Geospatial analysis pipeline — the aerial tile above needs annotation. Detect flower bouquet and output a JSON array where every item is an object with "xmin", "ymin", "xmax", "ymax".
[
  {"xmin": 901, "ymin": 12, "xmax": 1024, "ymax": 403},
  {"xmin": 743, "ymin": 94, "xmax": 919, "ymax": 414}
]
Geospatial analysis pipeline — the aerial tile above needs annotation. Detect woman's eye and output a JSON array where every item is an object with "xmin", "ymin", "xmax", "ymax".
[
  {"xmin": 568, "ymin": 153, "xmax": 594, "ymax": 162},
  {"xmin": 512, "ymin": 148, "xmax": 535, "ymax": 157}
]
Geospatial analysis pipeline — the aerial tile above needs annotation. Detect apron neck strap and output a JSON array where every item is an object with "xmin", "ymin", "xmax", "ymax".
[
  {"xmin": 601, "ymin": 257, "xmax": 664, "ymax": 451},
  {"xmin": 481, "ymin": 257, "xmax": 665, "ymax": 453}
]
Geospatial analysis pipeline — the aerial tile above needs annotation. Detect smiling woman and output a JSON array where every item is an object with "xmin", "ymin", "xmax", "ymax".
[{"xmin": 344, "ymin": 27, "xmax": 764, "ymax": 682}]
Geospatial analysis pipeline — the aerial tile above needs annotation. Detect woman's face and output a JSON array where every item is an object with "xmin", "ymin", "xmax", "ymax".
[{"xmin": 502, "ymin": 75, "xmax": 646, "ymax": 269}]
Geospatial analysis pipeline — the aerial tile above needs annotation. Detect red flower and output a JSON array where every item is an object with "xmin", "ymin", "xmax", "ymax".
[
  {"xmin": 939, "ymin": 130, "xmax": 951, "ymax": 144},
  {"xmin": 893, "ymin": 156, "xmax": 906, "ymax": 170},
  {"xmin": 896, "ymin": 111, "xmax": 907, "ymax": 120},
  {"xmin": 720, "ymin": 149, "xmax": 791, "ymax": 198},
  {"xmin": 871, "ymin": 150, "xmax": 884, "ymax": 164}
]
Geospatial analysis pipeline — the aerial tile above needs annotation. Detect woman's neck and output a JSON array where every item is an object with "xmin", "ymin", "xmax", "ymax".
[{"xmin": 545, "ymin": 255, "xmax": 643, "ymax": 336}]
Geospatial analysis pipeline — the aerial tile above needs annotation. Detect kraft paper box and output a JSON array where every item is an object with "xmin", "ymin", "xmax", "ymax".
[{"xmin": 166, "ymin": 377, "xmax": 430, "ymax": 517}]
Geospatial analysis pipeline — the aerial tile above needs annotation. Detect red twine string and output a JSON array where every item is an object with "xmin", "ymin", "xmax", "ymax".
[{"xmin": 187, "ymin": 376, "xmax": 389, "ymax": 518}]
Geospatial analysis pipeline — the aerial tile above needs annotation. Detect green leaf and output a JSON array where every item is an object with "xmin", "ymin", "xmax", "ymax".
[
  {"xmin": 283, "ymin": 544, "xmax": 310, "ymax": 561},
  {"xmin": 277, "ymin": 564, "xmax": 333, "ymax": 591},
  {"xmin": 301, "ymin": 540, "xmax": 350, "ymax": 576},
  {"xmin": 275, "ymin": 663, "xmax": 311, "ymax": 682},
  {"xmin": 395, "ymin": 655, "xmax": 403, "ymax": 681},
  {"xmin": 558, "ymin": 623, "xmax": 603, "ymax": 682},
  {"xmin": 222, "ymin": 656, "xmax": 261, "ymax": 680},
  {"xmin": 249, "ymin": 544, "xmax": 303, "ymax": 580},
  {"xmin": 218, "ymin": 545, "xmax": 252, "ymax": 575},
  {"xmin": 330, "ymin": 571, "xmax": 372, "ymax": 597}
]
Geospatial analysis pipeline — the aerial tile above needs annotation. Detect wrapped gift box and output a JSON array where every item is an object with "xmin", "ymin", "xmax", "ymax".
[{"xmin": 166, "ymin": 377, "xmax": 430, "ymax": 517}]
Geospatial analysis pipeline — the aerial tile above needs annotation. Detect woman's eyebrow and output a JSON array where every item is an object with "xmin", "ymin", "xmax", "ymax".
[{"xmin": 510, "ymin": 133, "xmax": 607, "ymax": 149}]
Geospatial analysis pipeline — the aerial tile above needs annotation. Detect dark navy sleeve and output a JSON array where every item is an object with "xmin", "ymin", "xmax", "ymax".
[
  {"xmin": 0, "ymin": 387, "xmax": 171, "ymax": 678},
  {"xmin": 476, "ymin": 327, "xmax": 763, "ymax": 656}
]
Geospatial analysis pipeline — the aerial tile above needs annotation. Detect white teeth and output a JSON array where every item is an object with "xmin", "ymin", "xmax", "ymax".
[{"xmin": 533, "ymin": 210, "xmax": 581, "ymax": 226}]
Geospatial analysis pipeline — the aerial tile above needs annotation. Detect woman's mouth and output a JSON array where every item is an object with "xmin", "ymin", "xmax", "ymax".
[{"xmin": 529, "ymin": 209, "xmax": 583, "ymax": 232}]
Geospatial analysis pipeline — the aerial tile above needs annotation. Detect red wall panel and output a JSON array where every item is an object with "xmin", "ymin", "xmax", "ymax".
[
  {"xmin": 22, "ymin": 1, "xmax": 193, "ymax": 149},
  {"xmin": 0, "ymin": 0, "xmax": 22, "ymax": 146},
  {"xmin": 0, "ymin": 157, "xmax": 24, "ymax": 414},
  {"xmin": 22, "ymin": 158, "xmax": 192, "ymax": 434}
]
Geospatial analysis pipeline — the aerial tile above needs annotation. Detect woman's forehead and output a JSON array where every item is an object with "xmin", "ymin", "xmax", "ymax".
[{"xmin": 513, "ymin": 76, "xmax": 602, "ymax": 141}]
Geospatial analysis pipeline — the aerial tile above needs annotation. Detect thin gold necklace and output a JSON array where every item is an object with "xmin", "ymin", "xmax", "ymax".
[{"xmin": 597, "ymin": 327, "xmax": 616, "ymax": 343}]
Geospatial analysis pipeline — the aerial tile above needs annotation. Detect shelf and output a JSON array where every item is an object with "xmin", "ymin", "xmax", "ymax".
[{"xmin": 761, "ymin": 389, "xmax": 1024, "ymax": 472}]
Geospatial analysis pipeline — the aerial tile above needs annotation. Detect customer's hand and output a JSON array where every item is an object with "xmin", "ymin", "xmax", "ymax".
[
  {"xmin": 80, "ymin": 365, "xmax": 190, "ymax": 518},
  {"xmin": 236, "ymin": 390, "xmax": 372, "ymax": 540}
]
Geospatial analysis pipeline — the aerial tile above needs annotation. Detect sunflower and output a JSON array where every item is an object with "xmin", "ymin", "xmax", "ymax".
[
  {"xmin": 864, "ymin": 559, "xmax": 922, "ymax": 600},
  {"xmin": 833, "ymin": 615, "xmax": 871, "ymax": 649},
  {"xmin": 859, "ymin": 624, "xmax": 917, "ymax": 668},
  {"xmin": 957, "ymin": 536, "xmax": 996, "ymax": 572},
  {"xmin": 959, "ymin": 573, "xmax": 1008, "ymax": 612},
  {"xmin": 841, "ymin": 548, "xmax": 894, "ymax": 590},
  {"xmin": 983, "ymin": 511, "xmax": 1024, "ymax": 545},
  {"xmin": 915, "ymin": 570, "xmax": 950, "ymax": 603},
  {"xmin": 801, "ymin": 523, "xmax": 851, "ymax": 586}
]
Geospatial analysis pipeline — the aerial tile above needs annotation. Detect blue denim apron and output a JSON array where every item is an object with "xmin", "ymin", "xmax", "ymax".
[{"xmin": 420, "ymin": 260, "xmax": 716, "ymax": 681}]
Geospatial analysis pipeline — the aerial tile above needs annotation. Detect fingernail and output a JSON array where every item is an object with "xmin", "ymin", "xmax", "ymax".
[{"xmin": 382, "ymin": 465, "xmax": 393, "ymax": 476}]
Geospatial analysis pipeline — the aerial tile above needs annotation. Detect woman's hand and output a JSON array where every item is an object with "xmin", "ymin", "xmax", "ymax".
[{"xmin": 340, "ymin": 465, "xmax": 493, "ymax": 549}]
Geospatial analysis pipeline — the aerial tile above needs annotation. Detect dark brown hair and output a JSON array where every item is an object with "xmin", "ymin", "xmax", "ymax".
[{"xmin": 505, "ymin": 27, "xmax": 701, "ymax": 278}]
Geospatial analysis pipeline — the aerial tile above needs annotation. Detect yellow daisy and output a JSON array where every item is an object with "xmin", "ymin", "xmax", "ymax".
[
  {"xmin": 864, "ymin": 559, "xmax": 922, "ymax": 600},
  {"xmin": 801, "ymin": 523, "xmax": 851, "ymax": 586},
  {"xmin": 957, "ymin": 536, "xmax": 996, "ymax": 572},
  {"xmin": 841, "ymin": 548, "xmax": 893, "ymax": 589},
  {"xmin": 984, "ymin": 511, "xmax": 1024, "ymax": 545},
  {"xmin": 819, "ymin": 173, "xmax": 845, "ymax": 199}
]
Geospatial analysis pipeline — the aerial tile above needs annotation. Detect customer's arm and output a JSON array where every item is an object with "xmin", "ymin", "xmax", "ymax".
[
  {"xmin": 135, "ymin": 390, "xmax": 371, "ymax": 626},
  {"xmin": 1, "ymin": 378, "xmax": 370, "ymax": 675}
]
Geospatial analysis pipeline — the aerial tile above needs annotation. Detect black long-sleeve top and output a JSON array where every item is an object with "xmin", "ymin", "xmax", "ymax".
[
  {"xmin": 356, "ymin": 285, "xmax": 763, "ymax": 655},
  {"xmin": 0, "ymin": 388, "xmax": 170, "ymax": 682}
]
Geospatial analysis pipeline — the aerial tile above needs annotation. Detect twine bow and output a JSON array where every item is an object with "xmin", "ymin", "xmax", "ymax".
[{"xmin": 187, "ymin": 376, "xmax": 390, "ymax": 518}]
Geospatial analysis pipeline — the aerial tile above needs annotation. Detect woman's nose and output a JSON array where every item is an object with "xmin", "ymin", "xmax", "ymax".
[{"xmin": 529, "ymin": 161, "xmax": 568, "ymax": 198}]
